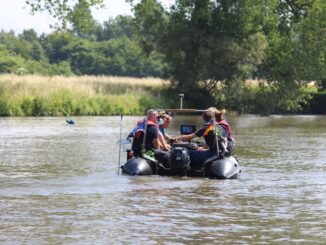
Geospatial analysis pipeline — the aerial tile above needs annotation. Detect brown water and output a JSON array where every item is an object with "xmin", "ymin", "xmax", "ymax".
[{"xmin": 0, "ymin": 115, "xmax": 325, "ymax": 244}]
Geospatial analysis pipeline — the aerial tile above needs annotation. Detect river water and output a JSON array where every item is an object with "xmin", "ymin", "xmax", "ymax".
[{"xmin": 0, "ymin": 115, "xmax": 325, "ymax": 244}]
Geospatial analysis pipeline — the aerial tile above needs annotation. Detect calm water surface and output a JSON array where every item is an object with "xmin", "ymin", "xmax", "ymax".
[{"xmin": 0, "ymin": 115, "xmax": 325, "ymax": 244}]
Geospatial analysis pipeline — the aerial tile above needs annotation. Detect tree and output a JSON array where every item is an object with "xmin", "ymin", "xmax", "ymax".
[
  {"xmin": 294, "ymin": 0, "xmax": 326, "ymax": 90},
  {"xmin": 276, "ymin": 0, "xmax": 314, "ymax": 34},
  {"xmin": 132, "ymin": 0, "xmax": 270, "ymax": 107},
  {"xmin": 25, "ymin": 0, "xmax": 104, "ymax": 30},
  {"xmin": 68, "ymin": 0, "xmax": 101, "ymax": 40},
  {"xmin": 255, "ymin": 0, "xmax": 322, "ymax": 113},
  {"xmin": 19, "ymin": 29, "xmax": 39, "ymax": 42},
  {"xmin": 99, "ymin": 16, "xmax": 136, "ymax": 41},
  {"xmin": 41, "ymin": 31, "xmax": 75, "ymax": 63}
]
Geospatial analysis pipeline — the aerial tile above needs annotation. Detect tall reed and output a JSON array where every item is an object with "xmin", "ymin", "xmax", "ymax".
[{"xmin": 0, "ymin": 74, "xmax": 170, "ymax": 116}]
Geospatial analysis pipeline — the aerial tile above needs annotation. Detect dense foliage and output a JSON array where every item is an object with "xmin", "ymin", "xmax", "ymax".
[
  {"xmin": 0, "ymin": 16, "xmax": 164, "ymax": 77},
  {"xmin": 26, "ymin": 0, "xmax": 105, "ymax": 30},
  {"xmin": 129, "ymin": 0, "xmax": 325, "ymax": 113},
  {"xmin": 1, "ymin": 0, "xmax": 325, "ymax": 115}
]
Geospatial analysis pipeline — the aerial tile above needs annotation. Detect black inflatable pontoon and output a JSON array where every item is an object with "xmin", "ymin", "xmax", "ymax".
[{"xmin": 121, "ymin": 148, "xmax": 240, "ymax": 179}]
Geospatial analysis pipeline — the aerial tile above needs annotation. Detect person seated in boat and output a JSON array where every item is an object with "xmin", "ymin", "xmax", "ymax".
[
  {"xmin": 131, "ymin": 109, "xmax": 160, "ymax": 157},
  {"xmin": 157, "ymin": 112, "xmax": 174, "ymax": 148},
  {"xmin": 128, "ymin": 111, "xmax": 171, "ymax": 151},
  {"xmin": 209, "ymin": 107, "xmax": 235, "ymax": 156},
  {"xmin": 174, "ymin": 110, "xmax": 227, "ymax": 170},
  {"xmin": 130, "ymin": 109, "xmax": 170, "ymax": 165}
]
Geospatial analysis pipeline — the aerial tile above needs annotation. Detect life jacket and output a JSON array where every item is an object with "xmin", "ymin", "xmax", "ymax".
[
  {"xmin": 202, "ymin": 121, "xmax": 220, "ymax": 150},
  {"xmin": 203, "ymin": 121, "xmax": 215, "ymax": 136},
  {"xmin": 203, "ymin": 120, "xmax": 233, "ymax": 155},
  {"xmin": 131, "ymin": 120, "xmax": 158, "ymax": 156},
  {"xmin": 127, "ymin": 119, "xmax": 157, "ymax": 139},
  {"xmin": 203, "ymin": 120, "xmax": 224, "ymax": 137},
  {"xmin": 218, "ymin": 119, "xmax": 232, "ymax": 139}
]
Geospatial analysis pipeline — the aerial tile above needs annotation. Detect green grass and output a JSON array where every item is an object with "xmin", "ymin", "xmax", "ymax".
[{"xmin": 0, "ymin": 74, "xmax": 169, "ymax": 116}]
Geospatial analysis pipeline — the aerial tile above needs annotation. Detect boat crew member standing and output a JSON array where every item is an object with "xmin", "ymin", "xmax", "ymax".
[{"xmin": 175, "ymin": 110, "xmax": 226, "ymax": 170}]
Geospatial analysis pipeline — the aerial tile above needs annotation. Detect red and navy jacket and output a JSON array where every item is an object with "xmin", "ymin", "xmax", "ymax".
[
  {"xmin": 127, "ymin": 119, "xmax": 157, "ymax": 139},
  {"xmin": 218, "ymin": 119, "xmax": 232, "ymax": 139}
]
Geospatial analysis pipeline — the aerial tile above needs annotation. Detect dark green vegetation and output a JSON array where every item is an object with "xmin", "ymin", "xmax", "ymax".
[
  {"xmin": 129, "ymin": 0, "xmax": 326, "ymax": 114},
  {"xmin": 1, "ymin": 0, "xmax": 325, "ymax": 115},
  {"xmin": 0, "ymin": 16, "xmax": 163, "ymax": 77}
]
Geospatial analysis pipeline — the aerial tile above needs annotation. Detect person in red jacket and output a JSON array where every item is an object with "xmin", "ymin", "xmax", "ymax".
[
  {"xmin": 131, "ymin": 109, "xmax": 160, "ymax": 157},
  {"xmin": 130, "ymin": 109, "xmax": 170, "ymax": 165},
  {"xmin": 210, "ymin": 108, "xmax": 235, "ymax": 156}
]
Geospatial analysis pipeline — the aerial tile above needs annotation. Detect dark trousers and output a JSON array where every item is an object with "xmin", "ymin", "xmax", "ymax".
[{"xmin": 189, "ymin": 149, "xmax": 217, "ymax": 169}]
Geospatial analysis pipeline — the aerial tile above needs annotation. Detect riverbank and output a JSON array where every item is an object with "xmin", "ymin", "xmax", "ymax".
[
  {"xmin": 0, "ymin": 74, "xmax": 170, "ymax": 116},
  {"xmin": 0, "ymin": 74, "xmax": 325, "ymax": 116}
]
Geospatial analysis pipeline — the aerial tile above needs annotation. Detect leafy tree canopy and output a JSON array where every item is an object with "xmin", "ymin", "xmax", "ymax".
[{"xmin": 25, "ymin": 0, "xmax": 104, "ymax": 30}]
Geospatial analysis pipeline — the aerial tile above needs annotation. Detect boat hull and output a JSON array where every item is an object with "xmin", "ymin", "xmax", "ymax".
[
  {"xmin": 121, "ymin": 158, "xmax": 153, "ymax": 175},
  {"xmin": 208, "ymin": 156, "xmax": 240, "ymax": 179},
  {"xmin": 121, "ymin": 156, "xmax": 240, "ymax": 179}
]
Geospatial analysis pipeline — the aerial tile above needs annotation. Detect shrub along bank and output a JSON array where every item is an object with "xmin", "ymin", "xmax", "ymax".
[{"xmin": 302, "ymin": 91, "xmax": 326, "ymax": 114}]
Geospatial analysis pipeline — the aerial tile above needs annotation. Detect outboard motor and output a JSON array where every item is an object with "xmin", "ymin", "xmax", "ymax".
[{"xmin": 170, "ymin": 147, "xmax": 190, "ymax": 176}]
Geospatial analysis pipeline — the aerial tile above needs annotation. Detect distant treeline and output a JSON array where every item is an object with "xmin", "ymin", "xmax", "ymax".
[{"xmin": 0, "ymin": 16, "xmax": 164, "ymax": 77}]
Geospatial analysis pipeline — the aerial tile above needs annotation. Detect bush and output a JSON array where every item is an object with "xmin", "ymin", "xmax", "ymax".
[
  {"xmin": 0, "ymin": 99, "xmax": 10, "ymax": 116},
  {"xmin": 303, "ymin": 91, "xmax": 326, "ymax": 114}
]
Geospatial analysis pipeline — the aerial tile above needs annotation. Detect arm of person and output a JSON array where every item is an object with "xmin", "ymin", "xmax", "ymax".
[
  {"xmin": 175, "ymin": 126, "xmax": 206, "ymax": 144},
  {"xmin": 165, "ymin": 133, "xmax": 172, "ymax": 141},
  {"xmin": 153, "ymin": 138, "xmax": 160, "ymax": 149},
  {"xmin": 159, "ymin": 131, "xmax": 171, "ymax": 150},
  {"xmin": 175, "ymin": 133, "xmax": 196, "ymax": 142},
  {"xmin": 202, "ymin": 143, "xmax": 209, "ymax": 149}
]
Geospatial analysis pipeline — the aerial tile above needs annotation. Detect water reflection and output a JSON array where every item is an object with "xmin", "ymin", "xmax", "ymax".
[{"xmin": 0, "ymin": 116, "xmax": 325, "ymax": 244}]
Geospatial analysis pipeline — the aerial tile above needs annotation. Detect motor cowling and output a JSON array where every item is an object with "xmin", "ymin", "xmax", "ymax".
[{"xmin": 170, "ymin": 147, "xmax": 190, "ymax": 170}]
